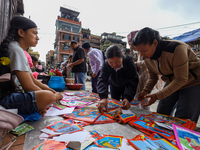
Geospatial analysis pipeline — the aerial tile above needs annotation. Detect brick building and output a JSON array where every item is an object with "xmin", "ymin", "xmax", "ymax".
[
  {"xmin": 54, "ymin": 7, "xmax": 82, "ymax": 65},
  {"xmin": 81, "ymin": 28, "xmax": 100, "ymax": 49}
]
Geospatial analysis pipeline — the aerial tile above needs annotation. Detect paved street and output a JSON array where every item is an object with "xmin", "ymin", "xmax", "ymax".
[{"xmin": 85, "ymin": 80, "xmax": 200, "ymax": 128}]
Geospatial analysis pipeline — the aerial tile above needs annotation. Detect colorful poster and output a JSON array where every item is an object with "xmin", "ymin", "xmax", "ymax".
[
  {"xmin": 94, "ymin": 135, "xmax": 123, "ymax": 149},
  {"xmin": 144, "ymin": 112, "xmax": 190, "ymax": 127},
  {"xmin": 80, "ymin": 97, "xmax": 98, "ymax": 104},
  {"xmin": 102, "ymin": 108, "xmax": 122, "ymax": 119},
  {"xmin": 127, "ymin": 138, "xmax": 178, "ymax": 150},
  {"xmin": 53, "ymin": 101, "xmax": 67, "ymax": 110},
  {"xmin": 90, "ymin": 130, "xmax": 103, "ymax": 139},
  {"xmin": 130, "ymin": 98, "xmax": 144, "ymax": 106},
  {"xmin": 118, "ymin": 113, "xmax": 137, "ymax": 124},
  {"xmin": 75, "ymin": 92, "xmax": 90, "ymax": 97},
  {"xmin": 46, "ymin": 121, "xmax": 72, "ymax": 131},
  {"xmin": 60, "ymin": 100, "xmax": 88, "ymax": 108},
  {"xmin": 56, "ymin": 124, "xmax": 83, "ymax": 134},
  {"xmin": 173, "ymin": 124, "xmax": 200, "ymax": 150},
  {"xmin": 32, "ymin": 140, "xmax": 66, "ymax": 150},
  {"xmin": 107, "ymin": 98, "xmax": 121, "ymax": 110},
  {"xmin": 129, "ymin": 120, "xmax": 174, "ymax": 140},
  {"xmin": 93, "ymin": 114, "xmax": 116, "ymax": 124},
  {"xmin": 63, "ymin": 107, "xmax": 101, "ymax": 123},
  {"xmin": 64, "ymin": 92, "xmax": 75, "ymax": 96},
  {"xmin": 89, "ymin": 93, "xmax": 99, "ymax": 99}
]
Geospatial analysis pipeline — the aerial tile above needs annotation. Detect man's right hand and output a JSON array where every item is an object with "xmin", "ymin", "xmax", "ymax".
[
  {"xmin": 68, "ymin": 63, "xmax": 74, "ymax": 68},
  {"xmin": 97, "ymin": 98, "xmax": 108, "ymax": 113}
]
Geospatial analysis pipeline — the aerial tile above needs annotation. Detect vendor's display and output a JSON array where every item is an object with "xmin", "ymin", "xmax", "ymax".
[
  {"xmin": 16, "ymin": 91, "xmax": 198, "ymax": 150},
  {"xmin": 129, "ymin": 112, "xmax": 196, "ymax": 149}
]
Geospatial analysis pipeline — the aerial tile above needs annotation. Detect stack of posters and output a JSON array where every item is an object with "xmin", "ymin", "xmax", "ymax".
[
  {"xmin": 129, "ymin": 112, "xmax": 196, "ymax": 147},
  {"xmin": 173, "ymin": 124, "xmax": 200, "ymax": 150}
]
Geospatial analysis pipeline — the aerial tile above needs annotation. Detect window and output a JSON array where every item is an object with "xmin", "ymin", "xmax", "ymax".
[
  {"xmin": 62, "ymin": 55, "xmax": 69, "ymax": 62},
  {"xmin": 61, "ymin": 13, "xmax": 67, "ymax": 18},
  {"xmin": 82, "ymin": 33, "xmax": 89, "ymax": 39},
  {"xmin": 63, "ymin": 34, "xmax": 71, "ymax": 41},
  {"xmin": 63, "ymin": 24, "xmax": 71, "ymax": 32},
  {"xmin": 62, "ymin": 42, "xmax": 70, "ymax": 50},
  {"xmin": 73, "ymin": 36, "xmax": 79, "ymax": 42},
  {"xmin": 72, "ymin": 26, "xmax": 80, "ymax": 33}
]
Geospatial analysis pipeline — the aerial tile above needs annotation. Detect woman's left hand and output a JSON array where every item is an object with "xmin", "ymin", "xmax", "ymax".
[
  {"xmin": 142, "ymin": 94, "xmax": 158, "ymax": 106},
  {"xmin": 122, "ymin": 99, "xmax": 130, "ymax": 110}
]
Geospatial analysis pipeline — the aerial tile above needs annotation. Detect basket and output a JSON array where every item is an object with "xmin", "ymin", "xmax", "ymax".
[{"xmin": 65, "ymin": 78, "xmax": 75, "ymax": 83}]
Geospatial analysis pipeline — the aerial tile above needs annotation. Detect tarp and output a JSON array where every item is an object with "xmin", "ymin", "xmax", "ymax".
[{"xmin": 173, "ymin": 28, "xmax": 200, "ymax": 43}]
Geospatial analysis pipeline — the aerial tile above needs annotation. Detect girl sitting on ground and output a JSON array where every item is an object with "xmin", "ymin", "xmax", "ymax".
[{"xmin": 0, "ymin": 16, "xmax": 63, "ymax": 115}]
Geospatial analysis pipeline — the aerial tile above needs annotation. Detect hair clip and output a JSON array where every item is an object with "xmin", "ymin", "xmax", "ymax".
[{"xmin": 0, "ymin": 57, "xmax": 10, "ymax": 65}]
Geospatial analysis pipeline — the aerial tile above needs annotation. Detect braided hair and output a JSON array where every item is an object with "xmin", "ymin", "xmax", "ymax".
[
  {"xmin": 0, "ymin": 16, "xmax": 37, "ymax": 98},
  {"xmin": 0, "ymin": 16, "xmax": 37, "ymax": 57}
]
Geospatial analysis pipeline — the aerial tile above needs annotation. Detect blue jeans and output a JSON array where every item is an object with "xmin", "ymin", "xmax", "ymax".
[
  {"xmin": 74, "ymin": 72, "xmax": 86, "ymax": 90},
  {"xmin": 0, "ymin": 92, "xmax": 39, "ymax": 114},
  {"xmin": 157, "ymin": 84, "xmax": 200, "ymax": 123}
]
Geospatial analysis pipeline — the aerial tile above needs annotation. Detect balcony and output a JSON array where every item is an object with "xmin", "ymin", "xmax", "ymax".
[
  {"xmin": 90, "ymin": 39, "xmax": 100, "ymax": 43},
  {"xmin": 58, "ymin": 16, "xmax": 81, "ymax": 26}
]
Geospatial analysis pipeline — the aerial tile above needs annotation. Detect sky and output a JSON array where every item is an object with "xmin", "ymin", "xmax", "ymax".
[{"xmin": 23, "ymin": 0, "xmax": 200, "ymax": 62}]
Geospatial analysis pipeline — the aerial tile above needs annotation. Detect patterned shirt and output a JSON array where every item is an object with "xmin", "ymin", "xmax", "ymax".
[{"xmin": 87, "ymin": 47, "xmax": 104, "ymax": 74}]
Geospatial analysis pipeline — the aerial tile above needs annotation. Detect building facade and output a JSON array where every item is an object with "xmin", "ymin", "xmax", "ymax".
[
  {"xmin": 53, "ymin": 7, "xmax": 127, "ymax": 66},
  {"xmin": 27, "ymin": 47, "xmax": 40, "ymax": 59},
  {"xmin": 54, "ymin": 7, "xmax": 82, "ymax": 65},
  {"xmin": 81, "ymin": 28, "xmax": 100, "ymax": 49},
  {"xmin": 100, "ymin": 32, "xmax": 126, "ymax": 51},
  {"xmin": 46, "ymin": 50, "xmax": 54, "ymax": 70},
  {"xmin": 0, "ymin": 0, "xmax": 24, "ymax": 43}
]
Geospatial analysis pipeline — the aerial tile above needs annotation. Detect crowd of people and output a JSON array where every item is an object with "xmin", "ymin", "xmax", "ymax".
[{"xmin": 0, "ymin": 16, "xmax": 200, "ymax": 124}]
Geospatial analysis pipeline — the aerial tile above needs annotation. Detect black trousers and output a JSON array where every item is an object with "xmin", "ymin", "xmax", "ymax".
[
  {"xmin": 110, "ymin": 85, "xmax": 125, "ymax": 101},
  {"xmin": 91, "ymin": 71, "xmax": 100, "ymax": 93}
]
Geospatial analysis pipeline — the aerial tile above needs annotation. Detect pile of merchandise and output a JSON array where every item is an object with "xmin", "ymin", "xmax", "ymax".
[{"xmin": 31, "ymin": 92, "xmax": 198, "ymax": 150}]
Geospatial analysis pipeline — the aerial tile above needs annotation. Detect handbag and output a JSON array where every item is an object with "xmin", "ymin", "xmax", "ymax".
[{"xmin": 0, "ymin": 107, "xmax": 24, "ymax": 148}]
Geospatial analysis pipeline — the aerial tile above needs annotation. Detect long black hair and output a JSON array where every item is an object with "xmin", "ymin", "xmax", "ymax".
[
  {"xmin": 0, "ymin": 16, "xmax": 37, "ymax": 98},
  {"xmin": 132, "ymin": 27, "xmax": 161, "ymax": 46}
]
